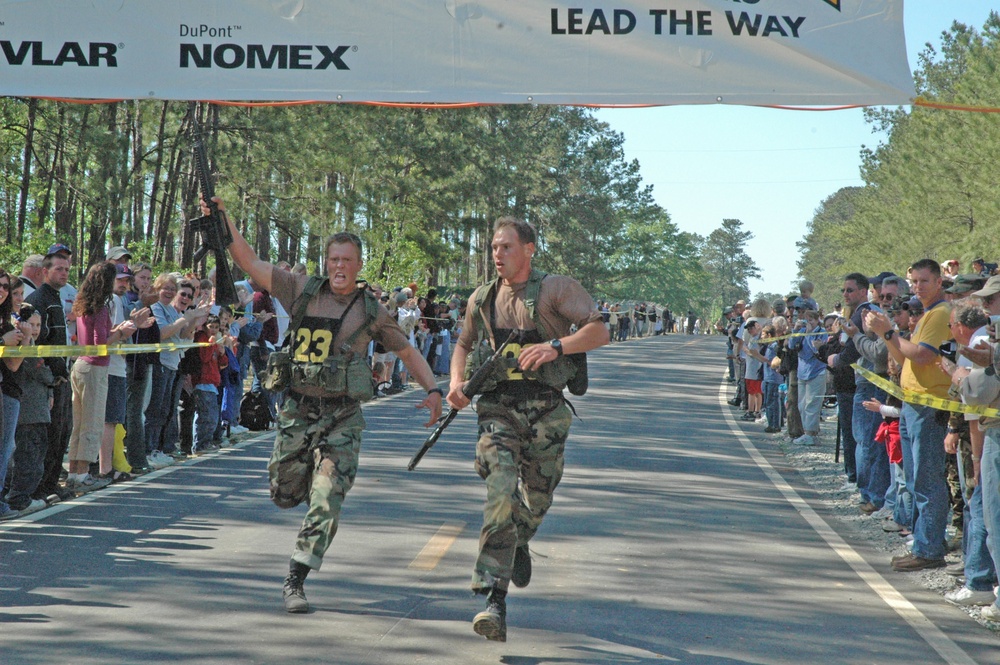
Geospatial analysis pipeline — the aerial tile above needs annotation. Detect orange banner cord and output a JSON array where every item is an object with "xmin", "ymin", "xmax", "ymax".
[{"xmin": 26, "ymin": 96, "xmax": 1000, "ymax": 113}]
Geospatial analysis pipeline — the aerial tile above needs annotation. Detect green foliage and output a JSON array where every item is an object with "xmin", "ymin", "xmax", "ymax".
[
  {"xmin": 0, "ymin": 98, "xmax": 741, "ymax": 309},
  {"xmin": 798, "ymin": 13, "xmax": 1000, "ymax": 302},
  {"xmin": 700, "ymin": 219, "xmax": 761, "ymax": 311}
]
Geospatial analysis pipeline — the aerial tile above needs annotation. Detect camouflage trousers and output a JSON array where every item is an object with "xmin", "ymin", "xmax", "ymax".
[
  {"xmin": 472, "ymin": 388, "xmax": 571, "ymax": 592},
  {"xmin": 267, "ymin": 393, "xmax": 365, "ymax": 571}
]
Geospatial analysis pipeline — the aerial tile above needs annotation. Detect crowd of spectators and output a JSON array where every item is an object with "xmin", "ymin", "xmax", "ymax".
[
  {"xmin": 0, "ymin": 246, "xmax": 481, "ymax": 521},
  {"xmin": 0, "ymin": 239, "xmax": 709, "ymax": 523},
  {"xmin": 596, "ymin": 302, "xmax": 708, "ymax": 341},
  {"xmin": 723, "ymin": 264, "xmax": 1000, "ymax": 619}
]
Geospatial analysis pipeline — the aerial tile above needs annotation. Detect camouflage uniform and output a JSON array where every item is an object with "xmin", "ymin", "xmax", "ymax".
[
  {"xmin": 471, "ymin": 388, "xmax": 571, "ymax": 591},
  {"xmin": 268, "ymin": 392, "xmax": 366, "ymax": 570},
  {"xmin": 265, "ymin": 268, "xmax": 411, "ymax": 574}
]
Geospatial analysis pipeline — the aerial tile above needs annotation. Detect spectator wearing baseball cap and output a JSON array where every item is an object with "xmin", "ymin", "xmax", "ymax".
[
  {"xmin": 107, "ymin": 246, "xmax": 132, "ymax": 262},
  {"xmin": 46, "ymin": 243, "xmax": 72, "ymax": 258},
  {"xmin": 941, "ymin": 259, "xmax": 960, "ymax": 278},
  {"xmin": 972, "ymin": 274, "xmax": 1000, "ymax": 301},
  {"xmin": 944, "ymin": 274, "xmax": 986, "ymax": 300},
  {"xmin": 868, "ymin": 272, "xmax": 896, "ymax": 300}
]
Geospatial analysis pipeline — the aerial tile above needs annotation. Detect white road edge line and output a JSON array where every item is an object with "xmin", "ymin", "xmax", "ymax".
[
  {"xmin": 718, "ymin": 375, "xmax": 978, "ymax": 665},
  {"xmin": 0, "ymin": 434, "xmax": 269, "ymax": 533}
]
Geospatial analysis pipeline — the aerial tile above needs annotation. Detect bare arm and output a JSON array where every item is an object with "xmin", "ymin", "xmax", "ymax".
[
  {"xmin": 865, "ymin": 311, "xmax": 936, "ymax": 366},
  {"xmin": 202, "ymin": 197, "xmax": 273, "ymax": 292},
  {"xmin": 447, "ymin": 343, "xmax": 472, "ymax": 410},
  {"xmin": 518, "ymin": 320, "xmax": 610, "ymax": 372}
]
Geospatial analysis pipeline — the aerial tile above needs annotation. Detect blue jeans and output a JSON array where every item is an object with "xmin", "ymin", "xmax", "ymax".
[
  {"xmin": 981, "ymin": 429, "xmax": 1000, "ymax": 610},
  {"xmin": 853, "ymin": 380, "xmax": 889, "ymax": 506},
  {"xmin": 434, "ymin": 330, "xmax": 451, "ymax": 375},
  {"xmin": 0, "ymin": 394, "xmax": 20, "ymax": 498},
  {"xmin": 899, "ymin": 403, "xmax": 949, "ymax": 560},
  {"xmin": 194, "ymin": 389, "xmax": 221, "ymax": 452},
  {"xmin": 958, "ymin": 466, "xmax": 996, "ymax": 590},
  {"xmin": 763, "ymin": 381, "xmax": 781, "ymax": 428},
  {"xmin": 144, "ymin": 365, "xmax": 179, "ymax": 455},
  {"xmin": 125, "ymin": 368, "xmax": 150, "ymax": 468},
  {"xmin": 837, "ymin": 390, "xmax": 857, "ymax": 483}
]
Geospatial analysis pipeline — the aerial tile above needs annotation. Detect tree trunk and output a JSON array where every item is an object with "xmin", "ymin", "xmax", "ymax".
[{"xmin": 16, "ymin": 98, "xmax": 38, "ymax": 247}]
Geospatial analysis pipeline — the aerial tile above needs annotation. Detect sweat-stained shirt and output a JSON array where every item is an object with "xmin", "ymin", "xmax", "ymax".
[
  {"xmin": 457, "ymin": 273, "xmax": 602, "ymax": 353},
  {"xmin": 268, "ymin": 268, "xmax": 410, "ymax": 398}
]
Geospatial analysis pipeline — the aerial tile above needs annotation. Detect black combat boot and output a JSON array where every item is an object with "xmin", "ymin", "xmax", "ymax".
[
  {"xmin": 473, "ymin": 585, "xmax": 507, "ymax": 642},
  {"xmin": 283, "ymin": 561, "xmax": 311, "ymax": 613},
  {"xmin": 511, "ymin": 544, "xmax": 532, "ymax": 588}
]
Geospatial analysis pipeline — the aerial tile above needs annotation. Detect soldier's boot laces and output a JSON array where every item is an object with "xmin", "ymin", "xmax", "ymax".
[
  {"xmin": 473, "ymin": 586, "xmax": 507, "ymax": 642},
  {"xmin": 511, "ymin": 544, "xmax": 532, "ymax": 588},
  {"xmin": 283, "ymin": 569, "xmax": 310, "ymax": 614}
]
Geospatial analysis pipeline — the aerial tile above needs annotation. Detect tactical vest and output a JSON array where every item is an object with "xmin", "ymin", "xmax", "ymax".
[
  {"xmin": 465, "ymin": 269, "xmax": 587, "ymax": 395},
  {"xmin": 264, "ymin": 276, "xmax": 378, "ymax": 402}
]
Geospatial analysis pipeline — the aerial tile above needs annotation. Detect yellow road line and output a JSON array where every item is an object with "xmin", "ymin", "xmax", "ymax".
[{"xmin": 408, "ymin": 521, "xmax": 466, "ymax": 571}]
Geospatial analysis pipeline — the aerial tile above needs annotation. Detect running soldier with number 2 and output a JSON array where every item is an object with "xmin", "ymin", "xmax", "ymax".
[{"xmin": 448, "ymin": 216, "xmax": 609, "ymax": 641}]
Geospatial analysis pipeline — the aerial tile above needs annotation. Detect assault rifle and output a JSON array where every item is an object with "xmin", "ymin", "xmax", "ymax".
[
  {"xmin": 188, "ymin": 111, "xmax": 238, "ymax": 306},
  {"xmin": 407, "ymin": 331, "xmax": 517, "ymax": 471}
]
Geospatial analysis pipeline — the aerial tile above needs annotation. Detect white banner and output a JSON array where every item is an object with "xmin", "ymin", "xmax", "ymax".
[{"xmin": 0, "ymin": 1, "xmax": 914, "ymax": 105}]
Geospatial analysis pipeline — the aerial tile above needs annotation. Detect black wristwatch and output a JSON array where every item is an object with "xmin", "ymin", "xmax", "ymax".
[
  {"xmin": 883, "ymin": 330, "xmax": 895, "ymax": 341},
  {"xmin": 548, "ymin": 339, "xmax": 563, "ymax": 356},
  {"xmin": 427, "ymin": 387, "xmax": 444, "ymax": 397}
]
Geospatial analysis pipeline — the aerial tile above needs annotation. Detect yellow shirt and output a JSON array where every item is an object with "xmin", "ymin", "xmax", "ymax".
[{"xmin": 900, "ymin": 300, "xmax": 951, "ymax": 398}]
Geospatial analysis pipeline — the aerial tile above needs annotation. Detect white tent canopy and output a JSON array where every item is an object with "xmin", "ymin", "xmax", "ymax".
[{"xmin": 0, "ymin": 0, "xmax": 915, "ymax": 106}]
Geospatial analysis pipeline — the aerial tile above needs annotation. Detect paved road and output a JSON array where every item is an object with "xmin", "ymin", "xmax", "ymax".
[{"xmin": 2, "ymin": 334, "xmax": 998, "ymax": 664}]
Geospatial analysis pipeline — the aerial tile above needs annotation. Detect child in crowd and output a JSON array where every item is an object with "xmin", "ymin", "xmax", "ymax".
[
  {"xmin": 761, "ymin": 323, "xmax": 784, "ymax": 434},
  {"xmin": 216, "ymin": 306, "xmax": 242, "ymax": 440},
  {"xmin": 5, "ymin": 304, "xmax": 52, "ymax": 513},
  {"xmin": 741, "ymin": 319, "xmax": 765, "ymax": 422},
  {"xmin": 191, "ymin": 314, "xmax": 229, "ymax": 454}
]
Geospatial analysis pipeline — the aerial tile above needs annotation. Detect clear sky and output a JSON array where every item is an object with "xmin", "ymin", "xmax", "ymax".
[{"xmin": 594, "ymin": 1, "xmax": 996, "ymax": 300}]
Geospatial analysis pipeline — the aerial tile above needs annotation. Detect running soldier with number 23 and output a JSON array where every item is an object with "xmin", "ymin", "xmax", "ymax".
[
  {"xmin": 207, "ymin": 197, "xmax": 443, "ymax": 614},
  {"xmin": 448, "ymin": 216, "xmax": 609, "ymax": 642}
]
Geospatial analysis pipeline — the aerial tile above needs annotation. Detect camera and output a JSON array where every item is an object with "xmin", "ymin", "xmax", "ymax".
[
  {"xmin": 988, "ymin": 315, "xmax": 1000, "ymax": 342},
  {"xmin": 939, "ymin": 340, "xmax": 958, "ymax": 364}
]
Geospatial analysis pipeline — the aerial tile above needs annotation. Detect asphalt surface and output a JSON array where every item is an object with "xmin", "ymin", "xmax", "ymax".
[{"xmin": 1, "ymin": 334, "xmax": 998, "ymax": 664}]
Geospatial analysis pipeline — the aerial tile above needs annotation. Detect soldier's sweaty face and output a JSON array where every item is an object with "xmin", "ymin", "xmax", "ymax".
[
  {"xmin": 491, "ymin": 228, "xmax": 533, "ymax": 285},
  {"xmin": 326, "ymin": 243, "xmax": 363, "ymax": 296}
]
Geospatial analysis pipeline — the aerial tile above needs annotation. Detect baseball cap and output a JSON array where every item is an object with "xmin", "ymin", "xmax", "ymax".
[
  {"xmin": 115, "ymin": 264, "xmax": 134, "ymax": 279},
  {"xmin": 972, "ymin": 274, "xmax": 1000, "ymax": 299},
  {"xmin": 394, "ymin": 292, "xmax": 408, "ymax": 305},
  {"xmin": 867, "ymin": 271, "xmax": 896, "ymax": 287},
  {"xmin": 107, "ymin": 246, "xmax": 131, "ymax": 261},
  {"xmin": 792, "ymin": 296, "xmax": 814, "ymax": 311},
  {"xmin": 945, "ymin": 274, "xmax": 986, "ymax": 294},
  {"xmin": 905, "ymin": 296, "xmax": 924, "ymax": 315},
  {"xmin": 46, "ymin": 243, "xmax": 72, "ymax": 257}
]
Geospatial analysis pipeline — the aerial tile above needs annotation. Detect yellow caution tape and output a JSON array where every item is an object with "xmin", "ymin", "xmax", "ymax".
[
  {"xmin": 851, "ymin": 364, "xmax": 1000, "ymax": 418},
  {"xmin": 0, "ymin": 341, "xmax": 209, "ymax": 359},
  {"xmin": 760, "ymin": 331, "xmax": 828, "ymax": 343}
]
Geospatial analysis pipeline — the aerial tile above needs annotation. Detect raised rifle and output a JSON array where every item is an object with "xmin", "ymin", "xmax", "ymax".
[
  {"xmin": 188, "ymin": 107, "xmax": 238, "ymax": 306},
  {"xmin": 407, "ymin": 331, "xmax": 517, "ymax": 471}
]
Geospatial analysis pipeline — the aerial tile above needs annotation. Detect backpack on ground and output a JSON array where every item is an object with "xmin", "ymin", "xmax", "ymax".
[{"xmin": 240, "ymin": 390, "xmax": 273, "ymax": 431}]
